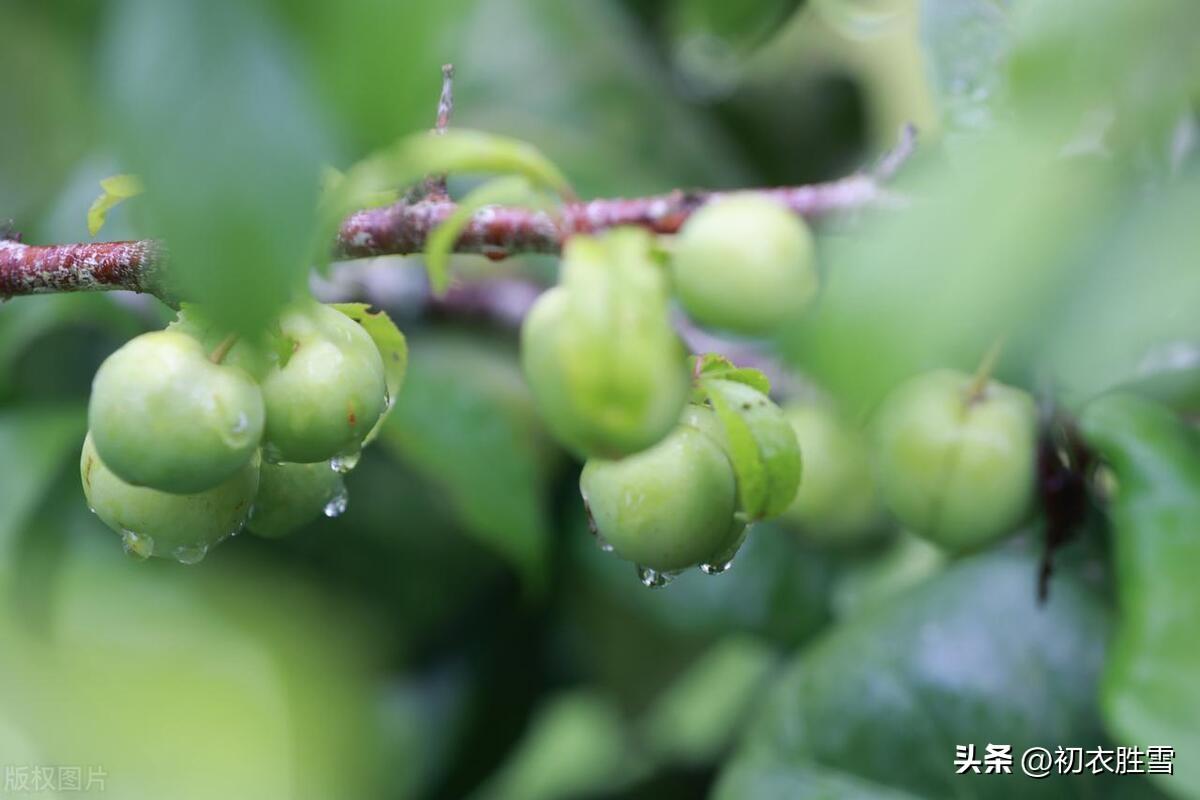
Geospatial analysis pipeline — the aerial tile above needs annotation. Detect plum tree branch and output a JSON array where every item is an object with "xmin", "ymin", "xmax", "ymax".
[
  {"xmin": 0, "ymin": 164, "xmax": 907, "ymax": 302},
  {"xmin": 0, "ymin": 61, "xmax": 915, "ymax": 303}
]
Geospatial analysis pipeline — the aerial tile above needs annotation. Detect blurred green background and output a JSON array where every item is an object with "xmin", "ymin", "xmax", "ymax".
[{"xmin": 2, "ymin": 0, "xmax": 1198, "ymax": 798}]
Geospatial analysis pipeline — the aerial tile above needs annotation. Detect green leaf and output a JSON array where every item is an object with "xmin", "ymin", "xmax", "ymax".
[
  {"xmin": 1078, "ymin": 393, "xmax": 1200, "ymax": 798},
  {"xmin": 425, "ymin": 175, "xmax": 557, "ymax": 295},
  {"xmin": 474, "ymin": 690, "xmax": 648, "ymax": 800},
  {"xmin": 733, "ymin": 549, "xmax": 1143, "ymax": 799},
  {"xmin": 0, "ymin": 405, "xmax": 86, "ymax": 564},
  {"xmin": 102, "ymin": 0, "xmax": 332, "ymax": 334},
  {"xmin": 716, "ymin": 756, "xmax": 925, "ymax": 800},
  {"xmin": 690, "ymin": 353, "xmax": 771, "ymax": 398},
  {"xmin": 323, "ymin": 129, "xmax": 572, "ymax": 253},
  {"xmin": 320, "ymin": 165, "xmax": 397, "ymax": 210},
  {"xmin": 328, "ymin": 303, "xmax": 407, "ymax": 446},
  {"xmin": 702, "ymin": 378, "xmax": 800, "ymax": 520},
  {"xmin": 640, "ymin": 636, "xmax": 776, "ymax": 765},
  {"xmin": 706, "ymin": 382, "xmax": 769, "ymax": 518},
  {"xmin": 379, "ymin": 335, "xmax": 552, "ymax": 591},
  {"xmin": 86, "ymin": 173, "xmax": 144, "ymax": 236}
]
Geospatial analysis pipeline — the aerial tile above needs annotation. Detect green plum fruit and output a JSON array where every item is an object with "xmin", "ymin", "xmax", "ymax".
[
  {"xmin": 580, "ymin": 410, "xmax": 739, "ymax": 572},
  {"xmin": 247, "ymin": 461, "xmax": 347, "ymax": 539},
  {"xmin": 671, "ymin": 195, "xmax": 818, "ymax": 335},
  {"xmin": 259, "ymin": 302, "xmax": 388, "ymax": 464},
  {"xmin": 872, "ymin": 369, "xmax": 1037, "ymax": 551},
  {"xmin": 521, "ymin": 229, "xmax": 689, "ymax": 459},
  {"xmin": 88, "ymin": 330, "xmax": 264, "ymax": 494},
  {"xmin": 781, "ymin": 401, "xmax": 882, "ymax": 544},
  {"xmin": 81, "ymin": 433, "xmax": 259, "ymax": 563}
]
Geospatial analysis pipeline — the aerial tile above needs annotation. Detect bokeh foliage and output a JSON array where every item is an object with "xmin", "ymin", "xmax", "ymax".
[{"xmin": 1, "ymin": 0, "xmax": 1198, "ymax": 798}]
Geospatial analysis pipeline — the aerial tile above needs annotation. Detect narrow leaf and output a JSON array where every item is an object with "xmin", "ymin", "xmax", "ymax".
[{"xmin": 87, "ymin": 174, "xmax": 145, "ymax": 236}]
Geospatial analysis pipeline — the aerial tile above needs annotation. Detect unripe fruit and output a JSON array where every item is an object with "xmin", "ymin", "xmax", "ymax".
[
  {"xmin": 580, "ymin": 410, "xmax": 739, "ymax": 572},
  {"xmin": 873, "ymin": 369, "xmax": 1037, "ymax": 551},
  {"xmin": 671, "ymin": 195, "xmax": 818, "ymax": 335},
  {"xmin": 521, "ymin": 230, "xmax": 689, "ymax": 459},
  {"xmin": 703, "ymin": 379, "xmax": 802, "ymax": 519},
  {"xmin": 247, "ymin": 461, "xmax": 347, "ymax": 539},
  {"xmin": 260, "ymin": 302, "xmax": 388, "ymax": 464},
  {"xmin": 88, "ymin": 331, "xmax": 264, "ymax": 494},
  {"xmin": 81, "ymin": 433, "xmax": 258, "ymax": 562},
  {"xmin": 781, "ymin": 402, "xmax": 882, "ymax": 544}
]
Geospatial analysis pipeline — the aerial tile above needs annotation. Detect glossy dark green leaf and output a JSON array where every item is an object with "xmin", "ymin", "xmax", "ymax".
[
  {"xmin": 731, "ymin": 549, "xmax": 1157, "ymax": 799},
  {"xmin": 102, "ymin": 0, "xmax": 332, "ymax": 334},
  {"xmin": 1079, "ymin": 393, "xmax": 1200, "ymax": 798}
]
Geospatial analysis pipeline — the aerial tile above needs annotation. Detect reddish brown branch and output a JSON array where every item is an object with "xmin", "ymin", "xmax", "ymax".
[
  {"xmin": 1, "ymin": 136, "xmax": 911, "ymax": 301},
  {"xmin": 0, "ymin": 238, "xmax": 165, "ymax": 298}
]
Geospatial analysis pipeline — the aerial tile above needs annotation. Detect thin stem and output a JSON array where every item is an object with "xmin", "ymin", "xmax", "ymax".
[
  {"xmin": 209, "ymin": 333, "xmax": 239, "ymax": 364},
  {"xmin": 966, "ymin": 337, "xmax": 1006, "ymax": 402},
  {"xmin": 420, "ymin": 63, "xmax": 457, "ymax": 200}
]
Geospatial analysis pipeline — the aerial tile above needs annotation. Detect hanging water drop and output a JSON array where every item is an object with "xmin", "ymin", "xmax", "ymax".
[
  {"xmin": 595, "ymin": 534, "xmax": 614, "ymax": 553},
  {"xmin": 172, "ymin": 542, "xmax": 209, "ymax": 565},
  {"xmin": 121, "ymin": 529, "xmax": 154, "ymax": 561},
  {"xmin": 330, "ymin": 450, "xmax": 361, "ymax": 474},
  {"xmin": 323, "ymin": 484, "xmax": 349, "ymax": 518},
  {"xmin": 637, "ymin": 565, "xmax": 678, "ymax": 589},
  {"xmin": 699, "ymin": 558, "xmax": 734, "ymax": 575}
]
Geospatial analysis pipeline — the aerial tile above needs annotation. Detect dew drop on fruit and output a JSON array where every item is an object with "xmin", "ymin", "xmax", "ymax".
[
  {"xmin": 323, "ymin": 485, "xmax": 349, "ymax": 518},
  {"xmin": 699, "ymin": 558, "xmax": 734, "ymax": 575},
  {"xmin": 595, "ymin": 534, "xmax": 614, "ymax": 553},
  {"xmin": 330, "ymin": 450, "xmax": 361, "ymax": 474},
  {"xmin": 172, "ymin": 543, "xmax": 209, "ymax": 565},
  {"xmin": 121, "ymin": 529, "xmax": 154, "ymax": 561},
  {"xmin": 637, "ymin": 565, "xmax": 678, "ymax": 589}
]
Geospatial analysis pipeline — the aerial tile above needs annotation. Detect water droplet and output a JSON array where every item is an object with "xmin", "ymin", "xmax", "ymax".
[
  {"xmin": 323, "ymin": 485, "xmax": 349, "ymax": 518},
  {"xmin": 697, "ymin": 520, "xmax": 751, "ymax": 577},
  {"xmin": 172, "ymin": 542, "xmax": 208, "ymax": 565},
  {"xmin": 121, "ymin": 529, "xmax": 154, "ymax": 561},
  {"xmin": 596, "ymin": 534, "xmax": 614, "ymax": 553},
  {"xmin": 330, "ymin": 450, "xmax": 361, "ymax": 474},
  {"xmin": 637, "ymin": 565, "xmax": 678, "ymax": 589}
]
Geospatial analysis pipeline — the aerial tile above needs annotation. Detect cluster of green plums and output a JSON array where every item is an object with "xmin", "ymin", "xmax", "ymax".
[
  {"xmin": 519, "ymin": 203, "xmax": 1037, "ymax": 576},
  {"xmin": 520, "ymin": 205, "xmax": 817, "ymax": 581},
  {"xmin": 779, "ymin": 369, "xmax": 1038, "ymax": 553},
  {"xmin": 81, "ymin": 300, "xmax": 391, "ymax": 563}
]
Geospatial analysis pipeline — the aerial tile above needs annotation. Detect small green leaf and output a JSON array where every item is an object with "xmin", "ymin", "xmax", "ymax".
[
  {"xmin": 86, "ymin": 174, "xmax": 145, "ymax": 236},
  {"xmin": 640, "ymin": 636, "xmax": 776, "ymax": 765},
  {"xmin": 320, "ymin": 165, "xmax": 398, "ymax": 210},
  {"xmin": 706, "ymin": 382, "xmax": 769, "ymax": 518},
  {"xmin": 475, "ymin": 690, "xmax": 648, "ymax": 800},
  {"xmin": 329, "ymin": 303, "xmax": 407, "ymax": 446},
  {"xmin": 690, "ymin": 353, "xmax": 771, "ymax": 398},
  {"xmin": 321, "ymin": 129, "xmax": 573, "ymax": 261},
  {"xmin": 425, "ymin": 176, "xmax": 558, "ymax": 295}
]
